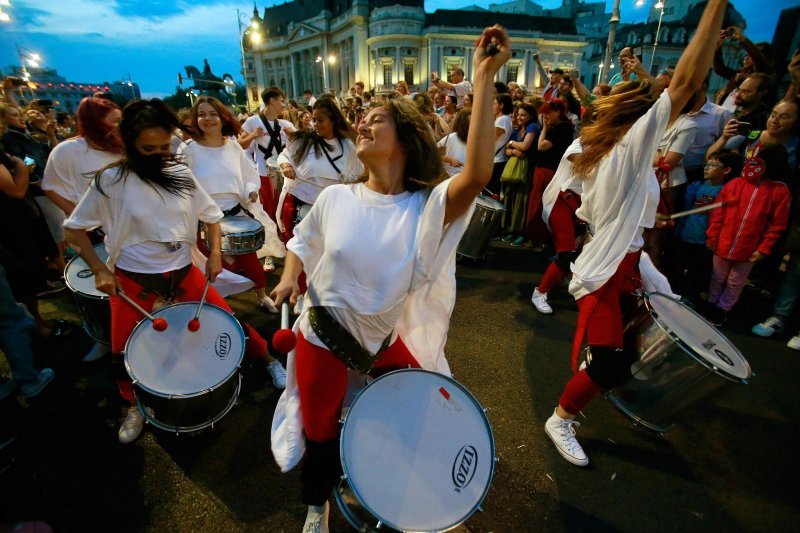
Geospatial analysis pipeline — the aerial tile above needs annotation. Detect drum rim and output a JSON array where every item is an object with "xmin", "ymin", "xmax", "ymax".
[
  {"xmin": 475, "ymin": 194, "xmax": 506, "ymax": 211},
  {"xmin": 64, "ymin": 243, "xmax": 110, "ymax": 299},
  {"xmin": 644, "ymin": 291, "xmax": 751, "ymax": 382},
  {"xmin": 123, "ymin": 302, "xmax": 246, "ymax": 398},
  {"xmin": 339, "ymin": 368, "xmax": 496, "ymax": 532}
]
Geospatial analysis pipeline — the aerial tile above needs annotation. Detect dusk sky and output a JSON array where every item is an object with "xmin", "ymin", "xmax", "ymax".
[{"xmin": 1, "ymin": 0, "xmax": 797, "ymax": 98}]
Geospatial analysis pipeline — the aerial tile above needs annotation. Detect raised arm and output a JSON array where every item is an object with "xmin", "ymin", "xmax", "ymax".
[
  {"xmin": 713, "ymin": 38, "xmax": 738, "ymax": 80},
  {"xmin": 669, "ymin": 0, "xmax": 728, "ymax": 122},
  {"xmin": 784, "ymin": 52, "xmax": 800, "ymax": 102},
  {"xmin": 444, "ymin": 26, "xmax": 511, "ymax": 225}
]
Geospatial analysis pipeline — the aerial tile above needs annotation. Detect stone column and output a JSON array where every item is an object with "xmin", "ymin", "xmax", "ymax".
[{"xmin": 290, "ymin": 52, "xmax": 299, "ymax": 98}]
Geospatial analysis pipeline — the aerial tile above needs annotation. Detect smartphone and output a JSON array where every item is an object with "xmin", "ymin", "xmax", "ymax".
[
  {"xmin": 632, "ymin": 46, "xmax": 644, "ymax": 63},
  {"xmin": 23, "ymin": 156, "xmax": 36, "ymax": 166},
  {"xmin": 736, "ymin": 121, "xmax": 751, "ymax": 136},
  {"xmin": 533, "ymin": 53, "xmax": 540, "ymax": 61}
]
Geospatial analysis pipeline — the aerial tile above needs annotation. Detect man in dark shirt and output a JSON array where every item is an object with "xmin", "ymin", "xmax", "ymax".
[{"xmin": 732, "ymin": 72, "xmax": 773, "ymax": 131}]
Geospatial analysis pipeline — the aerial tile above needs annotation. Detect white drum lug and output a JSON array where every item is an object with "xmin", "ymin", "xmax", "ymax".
[
  {"xmin": 375, "ymin": 521, "xmax": 383, "ymax": 529},
  {"xmin": 340, "ymin": 474, "xmax": 348, "ymax": 481}
]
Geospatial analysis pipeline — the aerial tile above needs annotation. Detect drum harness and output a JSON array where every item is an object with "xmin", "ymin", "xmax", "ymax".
[
  {"xmin": 307, "ymin": 304, "xmax": 392, "ymax": 374},
  {"xmin": 257, "ymin": 115, "xmax": 285, "ymax": 162},
  {"xmin": 116, "ymin": 264, "xmax": 192, "ymax": 308}
]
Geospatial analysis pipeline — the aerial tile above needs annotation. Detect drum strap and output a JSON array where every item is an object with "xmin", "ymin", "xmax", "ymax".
[
  {"xmin": 307, "ymin": 306, "xmax": 392, "ymax": 374},
  {"xmin": 221, "ymin": 205, "xmax": 255, "ymax": 218},
  {"xmin": 116, "ymin": 264, "xmax": 192, "ymax": 302},
  {"xmin": 257, "ymin": 116, "xmax": 284, "ymax": 160}
]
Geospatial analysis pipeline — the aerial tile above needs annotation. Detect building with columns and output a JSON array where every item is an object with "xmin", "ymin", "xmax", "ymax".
[{"xmin": 241, "ymin": 0, "xmax": 586, "ymax": 110}]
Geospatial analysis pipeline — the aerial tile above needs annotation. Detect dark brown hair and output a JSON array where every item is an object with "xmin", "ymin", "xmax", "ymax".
[{"xmin": 191, "ymin": 96, "xmax": 241, "ymax": 138}]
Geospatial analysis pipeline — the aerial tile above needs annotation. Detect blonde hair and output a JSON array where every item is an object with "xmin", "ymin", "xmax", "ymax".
[{"xmin": 572, "ymin": 80, "xmax": 657, "ymax": 179}]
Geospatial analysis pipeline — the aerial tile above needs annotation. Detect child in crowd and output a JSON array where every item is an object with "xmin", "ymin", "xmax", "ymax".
[
  {"xmin": 705, "ymin": 143, "xmax": 792, "ymax": 325},
  {"xmin": 670, "ymin": 150, "xmax": 741, "ymax": 302}
]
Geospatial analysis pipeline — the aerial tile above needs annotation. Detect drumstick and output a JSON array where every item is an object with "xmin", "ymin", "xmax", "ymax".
[
  {"xmin": 188, "ymin": 279, "xmax": 212, "ymax": 332},
  {"xmin": 668, "ymin": 201, "xmax": 724, "ymax": 220},
  {"xmin": 271, "ymin": 302, "xmax": 297, "ymax": 353},
  {"xmin": 118, "ymin": 291, "xmax": 168, "ymax": 331}
]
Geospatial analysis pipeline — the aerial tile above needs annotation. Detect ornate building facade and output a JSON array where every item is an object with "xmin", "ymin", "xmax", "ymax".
[{"xmin": 241, "ymin": 0, "xmax": 586, "ymax": 109}]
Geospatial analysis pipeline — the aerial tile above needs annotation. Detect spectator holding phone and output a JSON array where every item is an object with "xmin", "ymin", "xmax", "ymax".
[
  {"xmin": 714, "ymin": 26, "xmax": 775, "ymax": 110},
  {"xmin": 607, "ymin": 47, "xmax": 640, "ymax": 87}
]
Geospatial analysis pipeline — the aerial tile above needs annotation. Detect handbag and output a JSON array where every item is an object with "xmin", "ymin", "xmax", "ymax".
[{"xmin": 500, "ymin": 156, "xmax": 528, "ymax": 184}]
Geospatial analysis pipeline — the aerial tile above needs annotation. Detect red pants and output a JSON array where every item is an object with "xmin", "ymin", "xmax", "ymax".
[
  {"xmin": 260, "ymin": 175, "xmax": 278, "ymax": 221},
  {"xmin": 197, "ymin": 229, "xmax": 265, "ymax": 289},
  {"xmin": 539, "ymin": 192, "xmax": 581, "ymax": 294},
  {"xmin": 278, "ymin": 193, "xmax": 307, "ymax": 293},
  {"xmin": 111, "ymin": 265, "xmax": 268, "ymax": 403},
  {"xmin": 558, "ymin": 251, "xmax": 641, "ymax": 414},
  {"xmin": 296, "ymin": 332, "xmax": 421, "ymax": 442},
  {"xmin": 526, "ymin": 166, "xmax": 556, "ymax": 242}
]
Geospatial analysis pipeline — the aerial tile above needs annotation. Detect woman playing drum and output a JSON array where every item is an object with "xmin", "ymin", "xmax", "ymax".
[
  {"xmin": 270, "ymin": 26, "xmax": 511, "ymax": 532},
  {"xmin": 543, "ymin": 0, "xmax": 730, "ymax": 467},
  {"xmin": 181, "ymin": 96, "xmax": 285, "ymax": 311},
  {"xmin": 42, "ymin": 96, "xmax": 123, "ymax": 362},
  {"xmin": 64, "ymin": 99, "xmax": 285, "ymax": 445}
]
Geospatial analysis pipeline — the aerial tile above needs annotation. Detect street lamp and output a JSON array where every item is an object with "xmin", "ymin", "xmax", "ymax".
[
  {"xmin": 237, "ymin": 8, "xmax": 263, "ymax": 112},
  {"xmin": 650, "ymin": 1, "xmax": 667, "ymax": 72},
  {"xmin": 0, "ymin": 0, "xmax": 10, "ymax": 22},
  {"xmin": 600, "ymin": 0, "xmax": 621, "ymax": 83},
  {"xmin": 316, "ymin": 55, "xmax": 336, "ymax": 94}
]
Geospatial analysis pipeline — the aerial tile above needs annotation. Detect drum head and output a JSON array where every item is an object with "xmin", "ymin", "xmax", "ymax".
[
  {"xmin": 64, "ymin": 243, "xmax": 109, "ymax": 298},
  {"xmin": 124, "ymin": 303, "xmax": 245, "ymax": 396},
  {"xmin": 266, "ymin": 156, "xmax": 279, "ymax": 169},
  {"xmin": 646, "ymin": 292, "xmax": 750, "ymax": 380},
  {"xmin": 218, "ymin": 215, "xmax": 263, "ymax": 234},
  {"xmin": 476, "ymin": 194, "xmax": 505, "ymax": 212},
  {"xmin": 340, "ymin": 369, "xmax": 495, "ymax": 532}
]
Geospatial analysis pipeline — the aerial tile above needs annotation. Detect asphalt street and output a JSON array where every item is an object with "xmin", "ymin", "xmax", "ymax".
[{"xmin": 0, "ymin": 240, "xmax": 798, "ymax": 532}]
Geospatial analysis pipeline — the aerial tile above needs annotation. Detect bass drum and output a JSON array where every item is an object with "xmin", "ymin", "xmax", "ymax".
[
  {"xmin": 606, "ymin": 292, "xmax": 751, "ymax": 433},
  {"xmin": 124, "ymin": 302, "xmax": 245, "ymax": 433},
  {"xmin": 64, "ymin": 243, "xmax": 111, "ymax": 345},
  {"xmin": 336, "ymin": 369, "xmax": 496, "ymax": 532},
  {"xmin": 457, "ymin": 195, "xmax": 505, "ymax": 260}
]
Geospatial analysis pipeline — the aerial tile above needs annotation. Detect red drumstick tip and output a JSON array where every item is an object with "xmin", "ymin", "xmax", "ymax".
[
  {"xmin": 153, "ymin": 318, "xmax": 168, "ymax": 331},
  {"xmin": 272, "ymin": 329, "xmax": 297, "ymax": 354},
  {"xmin": 187, "ymin": 318, "xmax": 200, "ymax": 332}
]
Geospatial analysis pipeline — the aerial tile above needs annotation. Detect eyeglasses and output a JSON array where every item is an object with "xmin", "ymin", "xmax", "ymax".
[{"xmin": 704, "ymin": 163, "xmax": 724, "ymax": 168}]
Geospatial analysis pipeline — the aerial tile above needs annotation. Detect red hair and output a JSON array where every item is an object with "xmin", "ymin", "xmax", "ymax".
[
  {"xmin": 190, "ymin": 97, "xmax": 241, "ymax": 139},
  {"xmin": 77, "ymin": 97, "xmax": 123, "ymax": 154},
  {"xmin": 538, "ymin": 100, "xmax": 567, "ymax": 121}
]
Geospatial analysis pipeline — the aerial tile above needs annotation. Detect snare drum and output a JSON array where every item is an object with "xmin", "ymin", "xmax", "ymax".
[
  {"xmin": 457, "ymin": 195, "xmax": 506, "ymax": 259},
  {"xmin": 203, "ymin": 215, "xmax": 265, "ymax": 255},
  {"xmin": 64, "ymin": 243, "xmax": 111, "ymax": 345},
  {"xmin": 295, "ymin": 203, "xmax": 311, "ymax": 225},
  {"xmin": 124, "ymin": 302, "xmax": 245, "ymax": 433},
  {"xmin": 336, "ymin": 369, "xmax": 496, "ymax": 532},
  {"xmin": 606, "ymin": 292, "xmax": 751, "ymax": 433}
]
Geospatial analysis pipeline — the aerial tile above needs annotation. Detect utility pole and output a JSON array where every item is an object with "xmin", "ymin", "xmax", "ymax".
[{"xmin": 601, "ymin": 0, "xmax": 621, "ymax": 84}]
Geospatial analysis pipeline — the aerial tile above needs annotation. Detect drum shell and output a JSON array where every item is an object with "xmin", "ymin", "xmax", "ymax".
[
  {"xmin": 267, "ymin": 156, "xmax": 284, "ymax": 194},
  {"xmin": 457, "ymin": 196, "xmax": 505, "ymax": 259},
  {"xmin": 607, "ymin": 297, "xmax": 749, "ymax": 432},
  {"xmin": 70, "ymin": 292, "xmax": 111, "ymax": 345},
  {"xmin": 134, "ymin": 373, "xmax": 241, "ymax": 433},
  {"xmin": 202, "ymin": 217, "xmax": 265, "ymax": 255}
]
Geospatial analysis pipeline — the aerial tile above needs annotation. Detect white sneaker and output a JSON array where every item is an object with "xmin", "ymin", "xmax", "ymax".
[
  {"xmin": 258, "ymin": 295, "xmax": 280, "ymax": 313},
  {"xmin": 118, "ymin": 406, "xmax": 145, "ymax": 444},
  {"xmin": 788, "ymin": 334, "xmax": 800, "ymax": 351},
  {"xmin": 82, "ymin": 342, "xmax": 110, "ymax": 363},
  {"xmin": 294, "ymin": 294, "xmax": 305, "ymax": 315},
  {"xmin": 302, "ymin": 501, "xmax": 329, "ymax": 533},
  {"xmin": 267, "ymin": 360, "xmax": 287, "ymax": 389},
  {"xmin": 544, "ymin": 408, "xmax": 589, "ymax": 466},
  {"xmin": 263, "ymin": 256, "xmax": 276, "ymax": 273},
  {"xmin": 752, "ymin": 316, "xmax": 784, "ymax": 337},
  {"xmin": 531, "ymin": 287, "xmax": 553, "ymax": 314}
]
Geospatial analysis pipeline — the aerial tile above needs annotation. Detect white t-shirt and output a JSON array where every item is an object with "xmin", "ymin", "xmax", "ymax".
[
  {"xmin": 449, "ymin": 80, "xmax": 473, "ymax": 107},
  {"xmin": 493, "ymin": 114, "xmax": 513, "ymax": 164},
  {"xmin": 276, "ymin": 137, "xmax": 364, "ymax": 205},
  {"xmin": 180, "ymin": 139, "xmax": 260, "ymax": 211},
  {"xmin": 241, "ymin": 115, "xmax": 296, "ymax": 175},
  {"xmin": 656, "ymin": 115, "xmax": 698, "ymax": 188},
  {"xmin": 64, "ymin": 165, "xmax": 222, "ymax": 272},
  {"xmin": 438, "ymin": 132, "xmax": 467, "ymax": 172},
  {"xmin": 289, "ymin": 182, "xmax": 427, "ymax": 353},
  {"xmin": 42, "ymin": 137, "xmax": 120, "ymax": 206},
  {"xmin": 570, "ymin": 90, "xmax": 672, "ymax": 299}
]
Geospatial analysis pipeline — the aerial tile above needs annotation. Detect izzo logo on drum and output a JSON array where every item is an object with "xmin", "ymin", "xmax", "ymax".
[
  {"xmin": 77, "ymin": 268, "xmax": 94, "ymax": 279},
  {"xmin": 452, "ymin": 445, "xmax": 478, "ymax": 493},
  {"xmin": 701, "ymin": 339, "xmax": 734, "ymax": 366},
  {"xmin": 215, "ymin": 333, "xmax": 231, "ymax": 359}
]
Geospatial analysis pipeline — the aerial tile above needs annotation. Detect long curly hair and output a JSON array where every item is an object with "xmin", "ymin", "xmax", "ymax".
[
  {"xmin": 374, "ymin": 93, "xmax": 448, "ymax": 191},
  {"xmin": 77, "ymin": 97, "xmax": 123, "ymax": 154},
  {"xmin": 572, "ymin": 80, "xmax": 658, "ymax": 179}
]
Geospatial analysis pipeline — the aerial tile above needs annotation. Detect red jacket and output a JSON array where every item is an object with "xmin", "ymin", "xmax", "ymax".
[{"xmin": 706, "ymin": 175, "xmax": 791, "ymax": 261}]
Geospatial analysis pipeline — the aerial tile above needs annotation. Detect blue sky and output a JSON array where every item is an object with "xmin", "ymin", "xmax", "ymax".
[{"xmin": 0, "ymin": 0, "xmax": 796, "ymax": 97}]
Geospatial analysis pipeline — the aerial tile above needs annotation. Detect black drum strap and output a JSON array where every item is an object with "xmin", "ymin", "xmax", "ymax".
[
  {"xmin": 320, "ymin": 139, "xmax": 343, "ymax": 175},
  {"xmin": 257, "ymin": 116, "xmax": 284, "ymax": 160}
]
